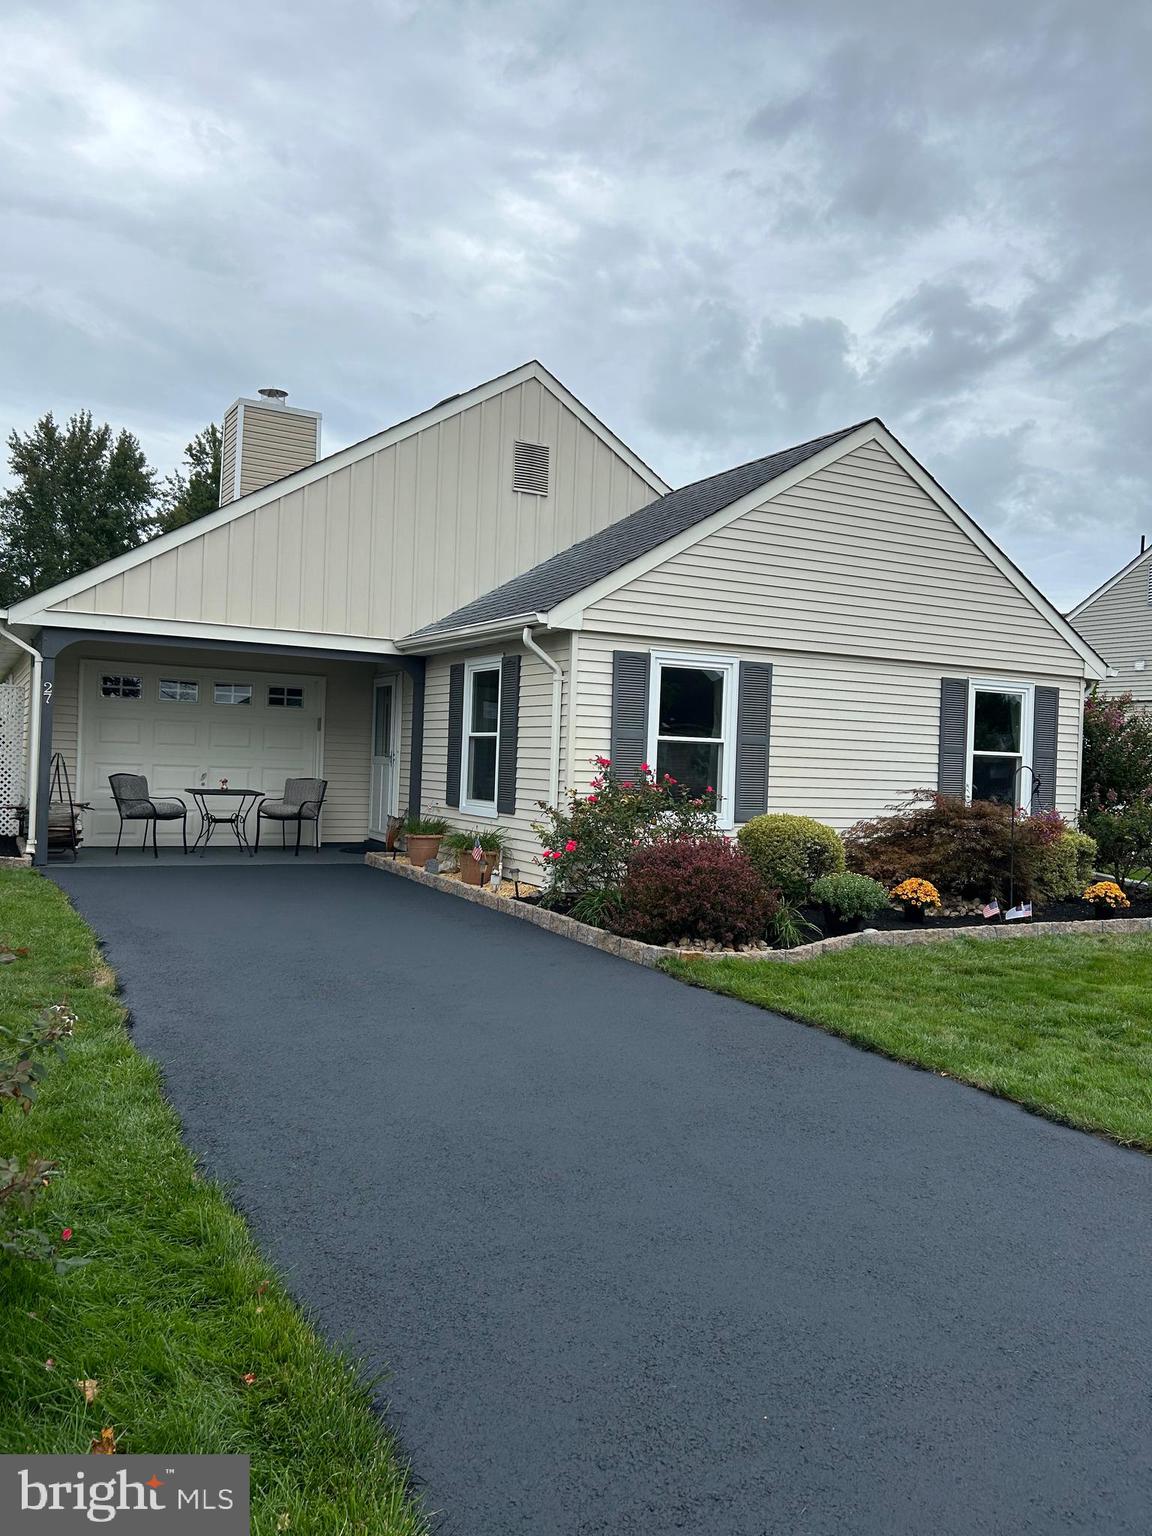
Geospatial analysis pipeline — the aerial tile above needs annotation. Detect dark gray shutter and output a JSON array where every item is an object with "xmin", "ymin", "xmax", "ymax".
[
  {"xmin": 938, "ymin": 678, "xmax": 969, "ymax": 796},
  {"xmin": 1031, "ymin": 686, "xmax": 1059, "ymax": 811},
  {"xmin": 445, "ymin": 663, "xmax": 464, "ymax": 808},
  {"xmin": 610, "ymin": 651, "xmax": 651, "ymax": 781},
  {"xmin": 496, "ymin": 654, "xmax": 520, "ymax": 815},
  {"xmin": 733, "ymin": 661, "xmax": 773, "ymax": 823}
]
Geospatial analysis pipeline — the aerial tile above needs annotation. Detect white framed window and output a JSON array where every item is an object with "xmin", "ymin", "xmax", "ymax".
[
  {"xmin": 158, "ymin": 678, "xmax": 199, "ymax": 703},
  {"xmin": 100, "ymin": 674, "xmax": 142, "ymax": 699},
  {"xmin": 461, "ymin": 658, "xmax": 501, "ymax": 814},
  {"xmin": 967, "ymin": 680, "xmax": 1034, "ymax": 805},
  {"xmin": 213, "ymin": 682, "xmax": 253, "ymax": 706},
  {"xmin": 268, "ymin": 685, "xmax": 304, "ymax": 708},
  {"xmin": 646, "ymin": 651, "xmax": 738, "ymax": 827}
]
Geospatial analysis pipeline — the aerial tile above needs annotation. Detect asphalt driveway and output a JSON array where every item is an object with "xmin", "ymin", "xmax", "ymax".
[{"xmin": 52, "ymin": 864, "xmax": 1152, "ymax": 1535}]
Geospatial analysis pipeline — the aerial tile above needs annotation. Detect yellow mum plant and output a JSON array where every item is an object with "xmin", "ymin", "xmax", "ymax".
[
  {"xmin": 1084, "ymin": 880, "xmax": 1130, "ymax": 910},
  {"xmin": 890, "ymin": 877, "xmax": 941, "ymax": 909}
]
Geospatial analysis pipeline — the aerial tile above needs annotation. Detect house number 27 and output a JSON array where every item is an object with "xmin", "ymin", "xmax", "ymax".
[{"xmin": 42, "ymin": 680, "xmax": 53, "ymax": 704}]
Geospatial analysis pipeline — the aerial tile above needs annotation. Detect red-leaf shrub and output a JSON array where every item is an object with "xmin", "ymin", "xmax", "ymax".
[
  {"xmin": 612, "ymin": 837, "xmax": 776, "ymax": 946},
  {"xmin": 844, "ymin": 790, "xmax": 1067, "ymax": 903}
]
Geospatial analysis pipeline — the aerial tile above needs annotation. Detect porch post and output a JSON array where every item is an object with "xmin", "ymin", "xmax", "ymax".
[
  {"xmin": 407, "ymin": 658, "xmax": 425, "ymax": 816},
  {"xmin": 31, "ymin": 650, "xmax": 55, "ymax": 867}
]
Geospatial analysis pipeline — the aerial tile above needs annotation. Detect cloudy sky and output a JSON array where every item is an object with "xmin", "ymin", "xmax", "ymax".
[{"xmin": 2, "ymin": 0, "xmax": 1148, "ymax": 609}]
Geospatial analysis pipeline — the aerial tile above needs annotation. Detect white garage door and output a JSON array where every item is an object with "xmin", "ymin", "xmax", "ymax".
[{"xmin": 78, "ymin": 661, "xmax": 324, "ymax": 845}]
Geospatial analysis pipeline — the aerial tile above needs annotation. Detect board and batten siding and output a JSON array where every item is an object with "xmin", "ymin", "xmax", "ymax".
[
  {"xmin": 419, "ymin": 634, "xmax": 569, "ymax": 879},
  {"xmin": 585, "ymin": 440, "xmax": 1087, "ymax": 676},
  {"xmin": 52, "ymin": 379, "xmax": 659, "ymax": 641},
  {"xmin": 47, "ymin": 644, "xmax": 374, "ymax": 843},
  {"xmin": 1071, "ymin": 556, "xmax": 1152, "ymax": 703},
  {"xmin": 570, "ymin": 633, "xmax": 1084, "ymax": 825}
]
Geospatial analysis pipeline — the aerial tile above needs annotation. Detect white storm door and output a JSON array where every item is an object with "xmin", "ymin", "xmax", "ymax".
[{"xmin": 369, "ymin": 678, "xmax": 398, "ymax": 836}]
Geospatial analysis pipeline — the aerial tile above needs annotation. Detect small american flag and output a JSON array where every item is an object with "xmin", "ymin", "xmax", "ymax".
[
  {"xmin": 472, "ymin": 834, "xmax": 484, "ymax": 863},
  {"xmin": 982, "ymin": 900, "xmax": 1000, "ymax": 919},
  {"xmin": 1005, "ymin": 902, "xmax": 1032, "ymax": 922}
]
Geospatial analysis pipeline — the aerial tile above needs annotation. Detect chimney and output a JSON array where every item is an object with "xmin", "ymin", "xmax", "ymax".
[{"xmin": 219, "ymin": 389, "xmax": 322, "ymax": 506}]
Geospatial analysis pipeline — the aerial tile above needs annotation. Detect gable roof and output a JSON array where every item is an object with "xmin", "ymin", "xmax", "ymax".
[
  {"xmin": 403, "ymin": 422, "xmax": 867, "ymax": 641},
  {"xmin": 5, "ymin": 360, "xmax": 670, "ymax": 626},
  {"xmin": 401, "ymin": 418, "xmax": 1108, "ymax": 679},
  {"xmin": 1067, "ymin": 545, "xmax": 1152, "ymax": 619}
]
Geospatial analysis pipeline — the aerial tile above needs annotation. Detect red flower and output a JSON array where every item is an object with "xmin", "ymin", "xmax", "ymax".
[
  {"xmin": 565, "ymin": 839, "xmax": 578, "ymax": 852},
  {"xmin": 705, "ymin": 785, "xmax": 713, "ymax": 793},
  {"xmin": 640, "ymin": 762, "xmax": 650, "ymax": 773},
  {"xmin": 586, "ymin": 794, "xmax": 597, "ymax": 804},
  {"xmin": 621, "ymin": 781, "xmax": 633, "ymax": 789},
  {"xmin": 60, "ymin": 1229, "xmax": 73, "ymax": 1242}
]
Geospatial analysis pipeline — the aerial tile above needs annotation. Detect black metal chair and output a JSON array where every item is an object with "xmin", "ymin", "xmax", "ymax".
[
  {"xmin": 108, "ymin": 773, "xmax": 188, "ymax": 858},
  {"xmin": 254, "ymin": 777, "xmax": 328, "ymax": 855}
]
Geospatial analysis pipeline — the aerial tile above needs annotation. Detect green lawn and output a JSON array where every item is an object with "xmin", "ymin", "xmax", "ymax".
[
  {"xmin": 666, "ymin": 935, "xmax": 1152, "ymax": 1150},
  {"xmin": 0, "ymin": 871, "xmax": 427, "ymax": 1536}
]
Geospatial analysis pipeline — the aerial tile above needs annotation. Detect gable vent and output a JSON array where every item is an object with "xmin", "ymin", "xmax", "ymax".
[
  {"xmin": 1147, "ymin": 566, "xmax": 1152, "ymax": 606},
  {"xmin": 513, "ymin": 440, "xmax": 549, "ymax": 496}
]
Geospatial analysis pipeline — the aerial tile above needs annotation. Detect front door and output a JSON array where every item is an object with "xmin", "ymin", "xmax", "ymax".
[{"xmin": 369, "ymin": 678, "xmax": 398, "ymax": 837}]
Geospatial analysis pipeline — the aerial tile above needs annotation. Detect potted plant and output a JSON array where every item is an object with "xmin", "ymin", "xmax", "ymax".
[
  {"xmin": 810, "ymin": 872, "xmax": 890, "ymax": 936},
  {"xmin": 444, "ymin": 828, "xmax": 507, "ymax": 886},
  {"xmin": 890, "ymin": 877, "xmax": 941, "ymax": 923},
  {"xmin": 1083, "ymin": 879, "xmax": 1130, "ymax": 919},
  {"xmin": 404, "ymin": 814, "xmax": 449, "ymax": 868}
]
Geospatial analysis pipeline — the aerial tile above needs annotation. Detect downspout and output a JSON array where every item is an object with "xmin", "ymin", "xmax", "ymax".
[
  {"xmin": 0, "ymin": 622, "xmax": 42, "ymax": 857},
  {"xmin": 521, "ymin": 624, "xmax": 563, "ymax": 808}
]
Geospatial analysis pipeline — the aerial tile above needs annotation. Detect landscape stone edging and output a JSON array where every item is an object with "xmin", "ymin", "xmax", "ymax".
[
  {"xmin": 0, "ymin": 855, "xmax": 33, "ymax": 870},
  {"xmin": 365, "ymin": 853, "xmax": 1152, "ymax": 964}
]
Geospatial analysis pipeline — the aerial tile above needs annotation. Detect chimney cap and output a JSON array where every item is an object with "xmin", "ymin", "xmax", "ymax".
[{"xmin": 257, "ymin": 387, "xmax": 289, "ymax": 404}]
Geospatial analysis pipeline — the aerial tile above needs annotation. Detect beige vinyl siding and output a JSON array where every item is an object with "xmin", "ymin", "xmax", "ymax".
[
  {"xmin": 420, "ymin": 634, "xmax": 569, "ymax": 880},
  {"xmin": 55, "ymin": 378, "xmax": 658, "ymax": 641},
  {"xmin": 48, "ymin": 644, "xmax": 373, "ymax": 843},
  {"xmin": 1071, "ymin": 557, "xmax": 1152, "ymax": 703},
  {"xmin": 237, "ymin": 404, "xmax": 320, "ymax": 499},
  {"xmin": 572, "ymin": 633, "xmax": 1084, "ymax": 825},
  {"xmin": 219, "ymin": 404, "xmax": 238, "ymax": 505},
  {"xmin": 585, "ymin": 441, "xmax": 1087, "ymax": 676}
]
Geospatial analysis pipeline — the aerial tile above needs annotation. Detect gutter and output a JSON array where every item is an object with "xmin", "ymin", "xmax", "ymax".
[
  {"xmin": 398, "ymin": 611, "xmax": 548, "ymax": 655},
  {"xmin": 521, "ymin": 624, "xmax": 564, "ymax": 808},
  {"xmin": 0, "ymin": 620, "xmax": 41, "ymax": 856}
]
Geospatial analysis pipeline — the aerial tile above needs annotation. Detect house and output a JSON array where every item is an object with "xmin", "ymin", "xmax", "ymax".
[
  {"xmin": 0, "ymin": 360, "xmax": 1106, "ymax": 873},
  {"xmin": 1067, "ymin": 544, "xmax": 1152, "ymax": 704}
]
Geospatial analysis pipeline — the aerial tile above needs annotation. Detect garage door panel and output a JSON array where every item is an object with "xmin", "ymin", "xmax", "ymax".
[
  {"xmin": 153, "ymin": 720, "xmax": 200, "ymax": 747},
  {"xmin": 209, "ymin": 721, "xmax": 255, "ymax": 748},
  {"xmin": 96, "ymin": 719, "xmax": 143, "ymax": 745}
]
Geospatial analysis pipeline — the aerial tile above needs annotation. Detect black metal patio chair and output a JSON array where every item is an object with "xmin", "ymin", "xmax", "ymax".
[
  {"xmin": 108, "ymin": 773, "xmax": 188, "ymax": 858},
  {"xmin": 254, "ymin": 777, "xmax": 328, "ymax": 855}
]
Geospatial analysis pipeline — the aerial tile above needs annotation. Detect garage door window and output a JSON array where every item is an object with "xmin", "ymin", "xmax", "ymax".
[
  {"xmin": 158, "ymin": 678, "xmax": 199, "ymax": 703},
  {"xmin": 268, "ymin": 686, "xmax": 304, "ymax": 708},
  {"xmin": 100, "ymin": 675, "xmax": 142, "ymax": 699},
  {"xmin": 213, "ymin": 682, "xmax": 253, "ymax": 705}
]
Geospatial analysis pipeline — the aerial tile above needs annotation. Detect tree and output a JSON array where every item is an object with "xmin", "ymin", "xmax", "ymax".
[
  {"xmin": 0, "ymin": 411, "xmax": 156, "ymax": 606},
  {"xmin": 155, "ymin": 424, "xmax": 222, "ymax": 533},
  {"xmin": 1081, "ymin": 687, "xmax": 1152, "ymax": 810}
]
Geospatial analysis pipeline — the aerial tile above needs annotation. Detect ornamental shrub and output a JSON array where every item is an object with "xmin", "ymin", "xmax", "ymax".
[
  {"xmin": 844, "ymin": 791, "xmax": 1064, "ymax": 904},
  {"xmin": 736, "ymin": 814, "xmax": 845, "ymax": 902},
  {"xmin": 1081, "ymin": 803, "xmax": 1152, "ymax": 885},
  {"xmin": 810, "ymin": 872, "xmax": 890, "ymax": 921},
  {"xmin": 612, "ymin": 837, "xmax": 776, "ymax": 946},
  {"xmin": 1031, "ymin": 829, "xmax": 1098, "ymax": 902},
  {"xmin": 1082, "ymin": 688, "xmax": 1152, "ymax": 810},
  {"xmin": 533, "ymin": 757, "xmax": 718, "ymax": 903}
]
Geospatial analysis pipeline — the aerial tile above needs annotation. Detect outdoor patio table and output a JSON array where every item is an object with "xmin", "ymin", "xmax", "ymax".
[{"xmin": 185, "ymin": 788, "xmax": 265, "ymax": 857}]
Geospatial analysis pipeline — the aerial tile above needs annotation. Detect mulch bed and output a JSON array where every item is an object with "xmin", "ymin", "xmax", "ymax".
[{"xmin": 800, "ymin": 899, "xmax": 1152, "ymax": 938}]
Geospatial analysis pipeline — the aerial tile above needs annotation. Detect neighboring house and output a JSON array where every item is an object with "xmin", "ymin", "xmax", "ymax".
[
  {"xmin": 0, "ymin": 359, "xmax": 1105, "ymax": 873},
  {"xmin": 1067, "ymin": 544, "xmax": 1152, "ymax": 704}
]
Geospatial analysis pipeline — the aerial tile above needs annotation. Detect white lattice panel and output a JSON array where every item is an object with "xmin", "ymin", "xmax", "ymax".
[{"xmin": 0, "ymin": 678, "xmax": 29, "ymax": 837}]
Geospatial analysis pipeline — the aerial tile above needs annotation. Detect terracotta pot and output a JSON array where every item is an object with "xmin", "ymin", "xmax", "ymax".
[
  {"xmin": 406, "ymin": 833, "xmax": 443, "ymax": 868},
  {"xmin": 459, "ymin": 850, "xmax": 500, "ymax": 886}
]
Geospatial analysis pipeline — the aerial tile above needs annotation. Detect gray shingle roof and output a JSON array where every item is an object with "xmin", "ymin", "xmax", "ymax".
[{"xmin": 405, "ymin": 420, "xmax": 871, "ymax": 641}]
